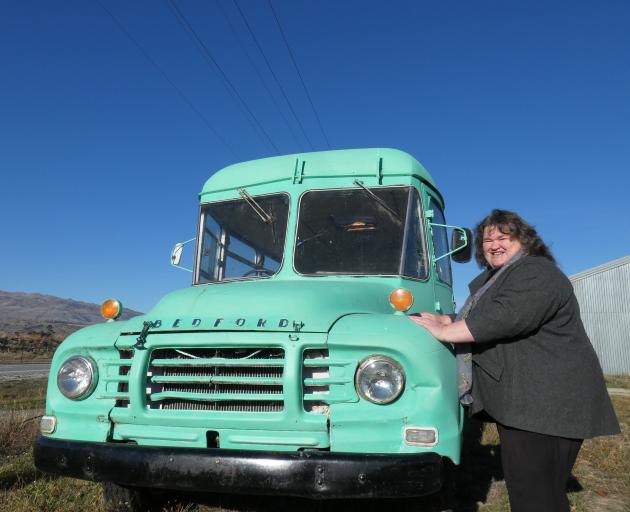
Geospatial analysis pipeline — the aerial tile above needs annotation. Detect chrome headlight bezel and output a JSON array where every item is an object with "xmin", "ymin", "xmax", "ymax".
[
  {"xmin": 355, "ymin": 355, "xmax": 405, "ymax": 405},
  {"xmin": 57, "ymin": 356, "xmax": 98, "ymax": 400}
]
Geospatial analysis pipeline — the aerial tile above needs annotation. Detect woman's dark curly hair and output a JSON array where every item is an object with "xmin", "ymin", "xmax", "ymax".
[{"xmin": 474, "ymin": 209, "xmax": 555, "ymax": 268}]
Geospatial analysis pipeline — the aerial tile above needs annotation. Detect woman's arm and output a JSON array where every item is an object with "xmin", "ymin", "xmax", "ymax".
[{"xmin": 408, "ymin": 314, "xmax": 474, "ymax": 343}]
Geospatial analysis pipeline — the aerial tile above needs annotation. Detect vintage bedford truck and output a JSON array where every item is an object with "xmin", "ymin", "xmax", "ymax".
[{"xmin": 34, "ymin": 148, "xmax": 471, "ymax": 510}]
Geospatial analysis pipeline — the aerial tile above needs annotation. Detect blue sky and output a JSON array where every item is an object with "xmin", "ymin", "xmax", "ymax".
[{"xmin": 1, "ymin": 0, "xmax": 628, "ymax": 313}]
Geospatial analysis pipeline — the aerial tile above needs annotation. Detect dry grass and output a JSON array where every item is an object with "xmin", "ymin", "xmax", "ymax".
[
  {"xmin": 465, "ymin": 396, "xmax": 630, "ymax": 512},
  {"xmin": 0, "ymin": 379, "xmax": 47, "ymax": 411},
  {"xmin": 571, "ymin": 396, "xmax": 630, "ymax": 511},
  {"xmin": 0, "ymin": 409, "xmax": 42, "ymax": 456},
  {"xmin": 1, "ymin": 380, "xmax": 628, "ymax": 511},
  {"xmin": 605, "ymin": 374, "xmax": 630, "ymax": 390}
]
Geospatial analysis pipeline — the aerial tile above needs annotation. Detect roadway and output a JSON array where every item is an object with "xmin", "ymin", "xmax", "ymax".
[{"xmin": 0, "ymin": 363, "xmax": 51, "ymax": 382}]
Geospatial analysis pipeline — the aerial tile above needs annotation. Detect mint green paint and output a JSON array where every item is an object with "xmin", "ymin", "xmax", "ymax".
[
  {"xmin": 124, "ymin": 278, "xmax": 436, "ymax": 334},
  {"xmin": 44, "ymin": 323, "xmax": 127, "ymax": 442},
  {"xmin": 43, "ymin": 148, "xmax": 465, "ymax": 471},
  {"xmin": 326, "ymin": 314, "xmax": 461, "ymax": 462},
  {"xmin": 199, "ymin": 148, "xmax": 438, "ymax": 200},
  {"xmin": 112, "ymin": 423, "xmax": 330, "ymax": 451}
]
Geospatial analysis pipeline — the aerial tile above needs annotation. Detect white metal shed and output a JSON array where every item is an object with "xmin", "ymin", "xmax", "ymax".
[{"xmin": 570, "ymin": 255, "xmax": 630, "ymax": 375}]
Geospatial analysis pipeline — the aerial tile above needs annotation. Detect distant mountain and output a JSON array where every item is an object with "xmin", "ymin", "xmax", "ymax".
[{"xmin": 0, "ymin": 290, "xmax": 142, "ymax": 338}]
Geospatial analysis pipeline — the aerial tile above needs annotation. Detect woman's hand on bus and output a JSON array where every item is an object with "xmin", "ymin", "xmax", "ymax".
[
  {"xmin": 436, "ymin": 313, "xmax": 454, "ymax": 326},
  {"xmin": 408, "ymin": 313, "xmax": 474, "ymax": 343},
  {"xmin": 408, "ymin": 313, "xmax": 447, "ymax": 339},
  {"xmin": 408, "ymin": 312, "xmax": 452, "ymax": 326}
]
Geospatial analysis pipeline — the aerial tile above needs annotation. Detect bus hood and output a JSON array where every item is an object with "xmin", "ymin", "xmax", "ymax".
[{"xmin": 123, "ymin": 279, "xmax": 421, "ymax": 334}]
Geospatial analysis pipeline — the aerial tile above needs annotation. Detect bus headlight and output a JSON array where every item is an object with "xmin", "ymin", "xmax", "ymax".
[
  {"xmin": 355, "ymin": 355, "xmax": 405, "ymax": 404},
  {"xmin": 57, "ymin": 356, "xmax": 98, "ymax": 400}
]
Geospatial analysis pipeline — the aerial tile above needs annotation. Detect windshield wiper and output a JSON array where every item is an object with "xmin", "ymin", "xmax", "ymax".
[
  {"xmin": 353, "ymin": 180, "xmax": 402, "ymax": 224},
  {"xmin": 238, "ymin": 187, "xmax": 277, "ymax": 242},
  {"xmin": 238, "ymin": 188, "xmax": 273, "ymax": 223}
]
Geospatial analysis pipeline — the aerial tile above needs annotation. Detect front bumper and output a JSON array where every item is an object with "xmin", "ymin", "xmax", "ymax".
[{"xmin": 34, "ymin": 436, "xmax": 443, "ymax": 499}]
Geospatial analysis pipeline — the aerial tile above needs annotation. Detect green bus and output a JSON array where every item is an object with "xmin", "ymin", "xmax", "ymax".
[{"xmin": 35, "ymin": 148, "xmax": 472, "ymax": 510}]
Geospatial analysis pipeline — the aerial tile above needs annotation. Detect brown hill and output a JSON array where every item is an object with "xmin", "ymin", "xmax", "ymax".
[{"xmin": 0, "ymin": 290, "xmax": 142, "ymax": 339}]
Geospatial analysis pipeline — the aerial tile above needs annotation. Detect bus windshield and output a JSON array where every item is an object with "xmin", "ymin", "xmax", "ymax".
[
  {"xmin": 196, "ymin": 193, "xmax": 289, "ymax": 283},
  {"xmin": 295, "ymin": 186, "xmax": 426, "ymax": 277}
]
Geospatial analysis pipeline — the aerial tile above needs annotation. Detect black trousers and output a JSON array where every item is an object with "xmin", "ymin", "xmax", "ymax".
[{"xmin": 497, "ymin": 423, "xmax": 582, "ymax": 512}]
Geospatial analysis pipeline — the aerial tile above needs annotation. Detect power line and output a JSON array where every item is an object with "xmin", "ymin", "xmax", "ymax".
[
  {"xmin": 167, "ymin": 0, "xmax": 280, "ymax": 155},
  {"xmin": 94, "ymin": 0, "xmax": 238, "ymax": 159},
  {"xmin": 267, "ymin": 0, "xmax": 331, "ymax": 149},
  {"xmin": 215, "ymin": 0, "xmax": 304, "ymax": 152},
  {"xmin": 232, "ymin": 0, "xmax": 315, "ymax": 151}
]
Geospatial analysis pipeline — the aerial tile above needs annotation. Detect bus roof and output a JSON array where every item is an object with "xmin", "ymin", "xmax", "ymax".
[{"xmin": 199, "ymin": 148, "xmax": 438, "ymax": 201}]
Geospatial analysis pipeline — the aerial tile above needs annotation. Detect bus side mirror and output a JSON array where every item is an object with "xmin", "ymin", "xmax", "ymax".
[
  {"xmin": 170, "ymin": 238, "xmax": 195, "ymax": 272},
  {"xmin": 451, "ymin": 228, "xmax": 473, "ymax": 263},
  {"xmin": 171, "ymin": 243, "xmax": 184, "ymax": 266}
]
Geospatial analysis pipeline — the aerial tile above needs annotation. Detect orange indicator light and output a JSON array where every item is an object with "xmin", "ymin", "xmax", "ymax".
[
  {"xmin": 389, "ymin": 288, "xmax": 413, "ymax": 312},
  {"xmin": 101, "ymin": 298, "xmax": 122, "ymax": 320}
]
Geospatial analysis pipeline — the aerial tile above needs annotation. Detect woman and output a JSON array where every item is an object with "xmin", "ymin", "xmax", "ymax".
[{"xmin": 409, "ymin": 209, "xmax": 619, "ymax": 512}]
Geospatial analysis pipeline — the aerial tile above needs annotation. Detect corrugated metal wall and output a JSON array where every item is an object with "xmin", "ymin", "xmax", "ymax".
[{"xmin": 570, "ymin": 256, "xmax": 630, "ymax": 375}]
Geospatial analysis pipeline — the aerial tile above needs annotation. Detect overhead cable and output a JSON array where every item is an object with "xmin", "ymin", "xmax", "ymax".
[
  {"xmin": 167, "ymin": 0, "xmax": 280, "ymax": 155},
  {"xmin": 233, "ymin": 0, "xmax": 315, "ymax": 151},
  {"xmin": 94, "ymin": 0, "xmax": 238, "ymax": 158},
  {"xmin": 215, "ymin": 0, "xmax": 304, "ymax": 152},
  {"xmin": 267, "ymin": 0, "xmax": 331, "ymax": 149}
]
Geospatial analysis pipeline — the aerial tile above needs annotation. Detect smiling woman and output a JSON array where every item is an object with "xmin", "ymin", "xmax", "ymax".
[
  {"xmin": 409, "ymin": 209, "xmax": 619, "ymax": 512},
  {"xmin": 481, "ymin": 228, "xmax": 522, "ymax": 268},
  {"xmin": 474, "ymin": 209, "xmax": 556, "ymax": 269}
]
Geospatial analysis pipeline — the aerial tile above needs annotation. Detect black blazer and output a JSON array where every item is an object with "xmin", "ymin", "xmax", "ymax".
[{"xmin": 465, "ymin": 255, "xmax": 620, "ymax": 439}]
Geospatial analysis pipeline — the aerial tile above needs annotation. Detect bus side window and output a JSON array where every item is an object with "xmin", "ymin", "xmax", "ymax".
[
  {"xmin": 402, "ymin": 190, "xmax": 429, "ymax": 280},
  {"xmin": 429, "ymin": 199, "xmax": 453, "ymax": 286}
]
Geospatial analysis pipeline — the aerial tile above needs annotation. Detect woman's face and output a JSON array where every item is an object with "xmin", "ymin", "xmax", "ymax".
[{"xmin": 482, "ymin": 225, "xmax": 523, "ymax": 269}]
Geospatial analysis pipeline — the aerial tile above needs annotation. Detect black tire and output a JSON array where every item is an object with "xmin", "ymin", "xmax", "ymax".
[{"xmin": 102, "ymin": 482, "xmax": 159, "ymax": 512}]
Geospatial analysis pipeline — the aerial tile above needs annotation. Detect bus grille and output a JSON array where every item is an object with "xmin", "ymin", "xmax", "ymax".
[
  {"xmin": 146, "ymin": 347, "xmax": 284, "ymax": 412},
  {"xmin": 303, "ymin": 348, "xmax": 330, "ymax": 414},
  {"xmin": 115, "ymin": 349, "xmax": 133, "ymax": 407}
]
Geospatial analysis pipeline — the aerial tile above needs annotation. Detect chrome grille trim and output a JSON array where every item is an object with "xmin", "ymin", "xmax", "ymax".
[
  {"xmin": 109, "ymin": 349, "xmax": 132, "ymax": 408},
  {"xmin": 157, "ymin": 400, "xmax": 284, "ymax": 412},
  {"xmin": 147, "ymin": 347, "xmax": 285, "ymax": 412},
  {"xmin": 303, "ymin": 348, "xmax": 330, "ymax": 414}
]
